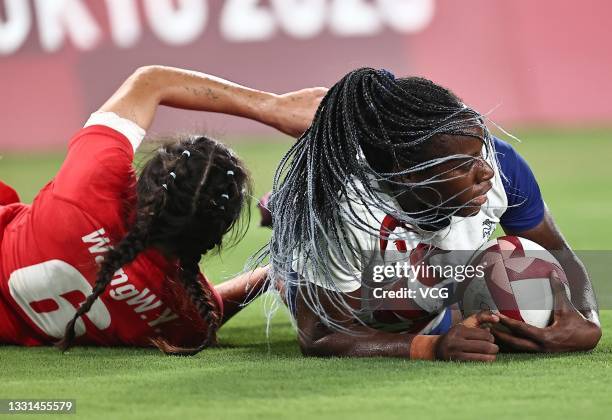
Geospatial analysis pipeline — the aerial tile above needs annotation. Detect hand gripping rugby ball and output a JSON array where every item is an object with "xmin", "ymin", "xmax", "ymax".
[{"xmin": 460, "ymin": 236, "xmax": 570, "ymax": 328}]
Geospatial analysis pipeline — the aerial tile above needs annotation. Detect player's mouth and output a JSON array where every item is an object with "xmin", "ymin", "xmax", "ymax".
[
  {"xmin": 470, "ymin": 182, "xmax": 492, "ymax": 206},
  {"xmin": 470, "ymin": 195, "xmax": 488, "ymax": 206}
]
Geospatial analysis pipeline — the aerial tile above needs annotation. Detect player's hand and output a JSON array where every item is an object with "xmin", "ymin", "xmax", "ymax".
[
  {"xmin": 435, "ymin": 311, "xmax": 500, "ymax": 362},
  {"xmin": 271, "ymin": 87, "xmax": 328, "ymax": 138},
  {"xmin": 491, "ymin": 271, "xmax": 602, "ymax": 353}
]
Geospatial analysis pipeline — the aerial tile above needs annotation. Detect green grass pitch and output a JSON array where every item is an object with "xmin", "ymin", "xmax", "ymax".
[{"xmin": 1, "ymin": 128, "xmax": 611, "ymax": 419}]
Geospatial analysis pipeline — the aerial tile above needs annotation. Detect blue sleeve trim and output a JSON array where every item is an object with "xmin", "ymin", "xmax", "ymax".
[
  {"xmin": 428, "ymin": 308, "xmax": 452, "ymax": 335},
  {"xmin": 287, "ymin": 271, "xmax": 299, "ymax": 318},
  {"xmin": 493, "ymin": 137, "xmax": 545, "ymax": 232}
]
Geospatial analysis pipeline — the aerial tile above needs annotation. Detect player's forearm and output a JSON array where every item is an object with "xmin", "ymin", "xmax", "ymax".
[
  {"xmin": 557, "ymin": 250, "xmax": 600, "ymax": 326},
  {"xmin": 99, "ymin": 65, "xmax": 280, "ymax": 132},
  {"xmin": 301, "ymin": 327, "xmax": 439, "ymax": 359},
  {"xmin": 296, "ymin": 283, "xmax": 439, "ymax": 359},
  {"xmin": 149, "ymin": 66, "xmax": 278, "ymax": 126},
  {"xmin": 99, "ymin": 65, "xmax": 324, "ymax": 137},
  {"xmin": 303, "ymin": 328, "xmax": 409, "ymax": 358},
  {"xmin": 216, "ymin": 266, "xmax": 269, "ymax": 325}
]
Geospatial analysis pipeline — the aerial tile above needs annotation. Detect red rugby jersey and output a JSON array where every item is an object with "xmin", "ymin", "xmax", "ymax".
[{"xmin": 0, "ymin": 124, "xmax": 222, "ymax": 347}]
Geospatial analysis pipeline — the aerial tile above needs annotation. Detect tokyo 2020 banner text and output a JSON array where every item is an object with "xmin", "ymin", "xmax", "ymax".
[{"xmin": 1, "ymin": 0, "xmax": 610, "ymax": 150}]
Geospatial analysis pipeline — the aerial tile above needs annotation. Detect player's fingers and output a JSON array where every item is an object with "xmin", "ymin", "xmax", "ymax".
[
  {"xmin": 456, "ymin": 352, "xmax": 497, "ymax": 362},
  {"xmin": 497, "ymin": 314, "xmax": 542, "ymax": 341},
  {"xmin": 474, "ymin": 310, "xmax": 500, "ymax": 326},
  {"xmin": 462, "ymin": 310, "xmax": 499, "ymax": 328},
  {"xmin": 461, "ymin": 326, "xmax": 495, "ymax": 343},
  {"xmin": 458, "ymin": 338, "xmax": 499, "ymax": 355},
  {"xmin": 491, "ymin": 328, "xmax": 542, "ymax": 352}
]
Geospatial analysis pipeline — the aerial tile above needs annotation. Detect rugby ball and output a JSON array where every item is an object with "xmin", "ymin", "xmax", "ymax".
[{"xmin": 460, "ymin": 236, "xmax": 570, "ymax": 328}]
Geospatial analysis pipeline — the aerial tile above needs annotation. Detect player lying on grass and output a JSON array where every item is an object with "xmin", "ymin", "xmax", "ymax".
[
  {"xmin": 263, "ymin": 68, "xmax": 601, "ymax": 361},
  {"xmin": 0, "ymin": 65, "xmax": 325, "ymax": 355}
]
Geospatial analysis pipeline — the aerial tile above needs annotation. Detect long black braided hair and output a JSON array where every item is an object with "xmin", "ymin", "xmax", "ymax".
[
  {"xmin": 264, "ymin": 68, "xmax": 496, "ymax": 330},
  {"xmin": 57, "ymin": 135, "xmax": 251, "ymax": 355}
]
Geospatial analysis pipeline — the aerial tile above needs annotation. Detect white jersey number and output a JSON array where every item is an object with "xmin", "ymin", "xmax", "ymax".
[{"xmin": 8, "ymin": 260, "xmax": 111, "ymax": 338}]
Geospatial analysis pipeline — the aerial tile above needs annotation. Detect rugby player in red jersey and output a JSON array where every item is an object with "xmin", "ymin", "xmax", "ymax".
[{"xmin": 0, "ymin": 66, "xmax": 326, "ymax": 354}]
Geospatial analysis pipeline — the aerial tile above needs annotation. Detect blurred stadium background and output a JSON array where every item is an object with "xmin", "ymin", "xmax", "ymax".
[
  {"xmin": 1, "ymin": 1, "xmax": 611, "ymax": 419},
  {"xmin": 1, "ymin": 0, "xmax": 611, "ymax": 150}
]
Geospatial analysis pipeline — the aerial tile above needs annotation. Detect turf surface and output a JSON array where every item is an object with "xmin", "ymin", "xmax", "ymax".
[{"xmin": 1, "ymin": 128, "xmax": 611, "ymax": 419}]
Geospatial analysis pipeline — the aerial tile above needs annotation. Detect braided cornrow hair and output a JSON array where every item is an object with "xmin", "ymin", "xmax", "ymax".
[
  {"xmin": 57, "ymin": 135, "xmax": 251, "ymax": 355},
  {"xmin": 263, "ymin": 68, "xmax": 497, "ymax": 331}
]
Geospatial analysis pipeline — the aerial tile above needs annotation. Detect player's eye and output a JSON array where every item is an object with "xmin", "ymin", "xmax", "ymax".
[{"xmin": 455, "ymin": 158, "xmax": 476, "ymax": 172}]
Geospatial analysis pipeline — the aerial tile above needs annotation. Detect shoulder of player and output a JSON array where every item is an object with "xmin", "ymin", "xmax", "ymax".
[
  {"xmin": 67, "ymin": 126, "xmax": 135, "ymax": 164},
  {"xmin": 67, "ymin": 112, "xmax": 146, "ymax": 158},
  {"xmin": 27, "ymin": 184, "xmax": 135, "ymax": 263},
  {"xmin": 491, "ymin": 136, "xmax": 531, "ymax": 175}
]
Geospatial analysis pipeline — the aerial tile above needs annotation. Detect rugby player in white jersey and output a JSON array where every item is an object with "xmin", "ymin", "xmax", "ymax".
[{"xmin": 263, "ymin": 68, "xmax": 601, "ymax": 361}]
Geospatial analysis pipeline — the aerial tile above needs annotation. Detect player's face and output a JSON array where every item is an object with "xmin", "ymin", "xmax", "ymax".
[{"xmin": 396, "ymin": 130, "xmax": 495, "ymax": 219}]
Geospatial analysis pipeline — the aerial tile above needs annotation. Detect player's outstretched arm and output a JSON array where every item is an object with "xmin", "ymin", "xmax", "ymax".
[
  {"xmin": 214, "ymin": 266, "xmax": 269, "ymax": 325},
  {"xmin": 97, "ymin": 65, "xmax": 326, "ymax": 136},
  {"xmin": 295, "ymin": 284, "xmax": 500, "ymax": 361}
]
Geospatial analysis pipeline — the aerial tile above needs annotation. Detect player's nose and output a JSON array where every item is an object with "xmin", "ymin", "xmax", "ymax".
[{"xmin": 479, "ymin": 159, "xmax": 494, "ymax": 183}]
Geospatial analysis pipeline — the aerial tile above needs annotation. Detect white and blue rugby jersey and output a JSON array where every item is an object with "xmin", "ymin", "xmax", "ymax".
[
  {"xmin": 291, "ymin": 137, "xmax": 546, "ymax": 334},
  {"xmin": 294, "ymin": 137, "xmax": 545, "ymax": 301}
]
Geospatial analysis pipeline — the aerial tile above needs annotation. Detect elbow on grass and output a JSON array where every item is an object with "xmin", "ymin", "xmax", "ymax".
[{"xmin": 298, "ymin": 334, "xmax": 339, "ymax": 358}]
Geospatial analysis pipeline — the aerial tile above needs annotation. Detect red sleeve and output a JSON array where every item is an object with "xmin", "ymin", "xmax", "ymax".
[
  {"xmin": 52, "ymin": 125, "xmax": 136, "ymax": 218},
  {"xmin": 0, "ymin": 181, "xmax": 20, "ymax": 205}
]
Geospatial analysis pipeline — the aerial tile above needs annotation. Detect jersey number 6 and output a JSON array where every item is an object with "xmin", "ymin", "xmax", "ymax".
[{"xmin": 8, "ymin": 260, "xmax": 111, "ymax": 339}]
